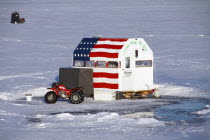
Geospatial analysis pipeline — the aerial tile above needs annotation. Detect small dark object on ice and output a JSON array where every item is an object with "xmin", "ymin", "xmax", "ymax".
[
  {"xmin": 11, "ymin": 11, "xmax": 25, "ymax": 24},
  {"xmin": 45, "ymin": 82, "xmax": 85, "ymax": 104}
]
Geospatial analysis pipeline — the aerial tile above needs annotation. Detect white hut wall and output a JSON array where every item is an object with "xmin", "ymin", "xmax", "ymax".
[{"xmin": 118, "ymin": 38, "xmax": 154, "ymax": 91}]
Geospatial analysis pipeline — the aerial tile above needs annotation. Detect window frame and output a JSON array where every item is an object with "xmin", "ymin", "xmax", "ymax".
[
  {"xmin": 85, "ymin": 60, "xmax": 95, "ymax": 67},
  {"xmin": 108, "ymin": 61, "xmax": 118, "ymax": 68},
  {"xmin": 96, "ymin": 61, "xmax": 106, "ymax": 68},
  {"xmin": 135, "ymin": 60, "xmax": 152, "ymax": 67},
  {"xmin": 73, "ymin": 60, "xmax": 85, "ymax": 67},
  {"xmin": 126, "ymin": 57, "xmax": 130, "ymax": 68},
  {"xmin": 135, "ymin": 50, "xmax": 138, "ymax": 58}
]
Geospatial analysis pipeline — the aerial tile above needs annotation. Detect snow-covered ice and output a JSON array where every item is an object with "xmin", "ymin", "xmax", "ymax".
[{"xmin": 0, "ymin": 0, "xmax": 210, "ymax": 140}]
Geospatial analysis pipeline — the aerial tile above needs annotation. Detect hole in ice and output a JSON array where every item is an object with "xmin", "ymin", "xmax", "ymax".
[
  {"xmin": 154, "ymin": 97, "xmax": 209, "ymax": 122},
  {"xmin": 27, "ymin": 118, "xmax": 42, "ymax": 123}
]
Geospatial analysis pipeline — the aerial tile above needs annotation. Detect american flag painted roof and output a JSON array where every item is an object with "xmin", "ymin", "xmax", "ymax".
[{"xmin": 73, "ymin": 38, "xmax": 128, "ymax": 61}]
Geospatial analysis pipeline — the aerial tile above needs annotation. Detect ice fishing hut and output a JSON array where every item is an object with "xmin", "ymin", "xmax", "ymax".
[{"xmin": 71, "ymin": 38, "xmax": 155, "ymax": 101}]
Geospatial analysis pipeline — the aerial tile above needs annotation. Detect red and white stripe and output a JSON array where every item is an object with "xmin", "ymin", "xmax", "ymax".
[
  {"xmin": 93, "ymin": 69, "xmax": 119, "ymax": 91},
  {"xmin": 90, "ymin": 38, "xmax": 128, "ymax": 91},
  {"xmin": 90, "ymin": 38, "xmax": 127, "ymax": 61}
]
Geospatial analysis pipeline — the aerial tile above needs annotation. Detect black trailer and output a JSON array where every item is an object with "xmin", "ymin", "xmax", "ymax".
[{"xmin": 59, "ymin": 68, "xmax": 94, "ymax": 98}]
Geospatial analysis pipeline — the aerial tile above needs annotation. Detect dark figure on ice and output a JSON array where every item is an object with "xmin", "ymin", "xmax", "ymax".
[
  {"xmin": 11, "ymin": 11, "xmax": 20, "ymax": 23},
  {"xmin": 11, "ymin": 11, "xmax": 25, "ymax": 24}
]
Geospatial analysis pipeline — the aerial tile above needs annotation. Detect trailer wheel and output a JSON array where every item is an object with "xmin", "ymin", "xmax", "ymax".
[
  {"xmin": 70, "ymin": 92, "xmax": 82, "ymax": 104},
  {"xmin": 45, "ymin": 91, "xmax": 57, "ymax": 104}
]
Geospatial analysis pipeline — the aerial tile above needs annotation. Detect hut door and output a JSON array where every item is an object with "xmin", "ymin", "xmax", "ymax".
[{"xmin": 122, "ymin": 57, "xmax": 133, "ymax": 91}]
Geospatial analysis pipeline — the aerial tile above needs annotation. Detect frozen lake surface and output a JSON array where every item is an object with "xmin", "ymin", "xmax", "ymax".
[
  {"xmin": 0, "ymin": 0, "xmax": 210, "ymax": 139},
  {"xmin": 0, "ymin": 89, "xmax": 209, "ymax": 140}
]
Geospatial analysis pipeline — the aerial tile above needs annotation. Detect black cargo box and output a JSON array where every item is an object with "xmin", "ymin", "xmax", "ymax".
[{"xmin": 59, "ymin": 68, "xmax": 93, "ymax": 97}]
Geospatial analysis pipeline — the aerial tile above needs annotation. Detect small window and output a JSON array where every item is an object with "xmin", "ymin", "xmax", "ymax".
[
  {"xmin": 74, "ymin": 60, "xmax": 84, "ymax": 67},
  {"xmin": 85, "ymin": 61, "xmax": 95, "ymax": 67},
  {"xmin": 119, "ymin": 61, "xmax": 121, "ymax": 68},
  {"xmin": 126, "ymin": 57, "xmax": 130, "ymax": 68},
  {"xmin": 96, "ymin": 61, "xmax": 106, "ymax": 68},
  {"xmin": 108, "ymin": 61, "xmax": 118, "ymax": 68},
  {"xmin": 135, "ymin": 50, "xmax": 138, "ymax": 57},
  {"xmin": 136, "ymin": 60, "xmax": 152, "ymax": 67}
]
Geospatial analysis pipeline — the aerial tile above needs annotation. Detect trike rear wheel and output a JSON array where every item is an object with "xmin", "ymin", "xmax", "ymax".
[{"xmin": 70, "ymin": 92, "xmax": 83, "ymax": 104}]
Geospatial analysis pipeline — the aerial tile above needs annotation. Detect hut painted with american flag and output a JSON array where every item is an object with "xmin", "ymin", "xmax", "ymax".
[{"xmin": 73, "ymin": 38, "xmax": 155, "ymax": 100}]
